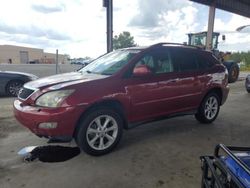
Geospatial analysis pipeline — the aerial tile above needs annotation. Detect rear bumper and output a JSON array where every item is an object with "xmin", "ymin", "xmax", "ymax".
[
  {"xmin": 221, "ymin": 85, "xmax": 230, "ymax": 105},
  {"xmin": 13, "ymin": 100, "xmax": 85, "ymax": 138}
]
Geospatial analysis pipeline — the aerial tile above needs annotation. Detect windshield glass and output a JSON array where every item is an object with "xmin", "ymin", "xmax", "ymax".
[{"xmin": 79, "ymin": 49, "xmax": 140, "ymax": 75}]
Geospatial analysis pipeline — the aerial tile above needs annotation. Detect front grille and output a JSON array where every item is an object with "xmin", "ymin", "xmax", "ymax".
[{"xmin": 18, "ymin": 87, "xmax": 35, "ymax": 100}]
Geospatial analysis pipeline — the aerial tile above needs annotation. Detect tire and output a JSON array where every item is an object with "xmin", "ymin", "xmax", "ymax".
[
  {"xmin": 195, "ymin": 93, "xmax": 220, "ymax": 124},
  {"xmin": 76, "ymin": 108, "xmax": 123, "ymax": 156},
  {"xmin": 245, "ymin": 80, "xmax": 250, "ymax": 93},
  {"xmin": 228, "ymin": 64, "xmax": 239, "ymax": 83},
  {"xmin": 6, "ymin": 80, "xmax": 24, "ymax": 97}
]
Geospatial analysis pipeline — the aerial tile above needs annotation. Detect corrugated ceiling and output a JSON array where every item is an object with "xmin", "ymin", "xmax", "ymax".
[{"xmin": 190, "ymin": 0, "xmax": 250, "ymax": 18}]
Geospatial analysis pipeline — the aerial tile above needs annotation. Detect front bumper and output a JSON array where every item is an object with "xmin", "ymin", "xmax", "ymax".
[{"xmin": 14, "ymin": 100, "xmax": 85, "ymax": 138}]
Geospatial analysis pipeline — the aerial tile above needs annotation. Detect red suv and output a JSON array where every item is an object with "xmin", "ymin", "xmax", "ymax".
[{"xmin": 14, "ymin": 43, "xmax": 229, "ymax": 156}]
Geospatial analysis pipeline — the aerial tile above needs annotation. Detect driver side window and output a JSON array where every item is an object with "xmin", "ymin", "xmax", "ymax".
[
  {"xmin": 135, "ymin": 55, "xmax": 154, "ymax": 71},
  {"xmin": 134, "ymin": 49, "xmax": 174, "ymax": 74}
]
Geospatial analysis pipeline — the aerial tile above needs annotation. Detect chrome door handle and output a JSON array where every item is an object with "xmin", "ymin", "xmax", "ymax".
[{"xmin": 169, "ymin": 78, "xmax": 180, "ymax": 83}]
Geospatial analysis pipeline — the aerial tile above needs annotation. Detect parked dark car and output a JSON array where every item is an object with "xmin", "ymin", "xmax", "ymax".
[
  {"xmin": 71, "ymin": 59, "xmax": 92, "ymax": 67},
  {"xmin": 246, "ymin": 74, "xmax": 250, "ymax": 93},
  {"xmin": 14, "ymin": 43, "xmax": 229, "ymax": 156},
  {"xmin": 0, "ymin": 70, "xmax": 38, "ymax": 96}
]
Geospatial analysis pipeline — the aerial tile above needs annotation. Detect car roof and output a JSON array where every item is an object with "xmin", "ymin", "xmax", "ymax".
[
  {"xmin": 121, "ymin": 46, "xmax": 148, "ymax": 50},
  {"xmin": 124, "ymin": 42, "xmax": 207, "ymax": 51}
]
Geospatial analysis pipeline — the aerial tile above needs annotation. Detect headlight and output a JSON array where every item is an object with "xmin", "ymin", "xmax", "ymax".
[{"xmin": 35, "ymin": 89, "xmax": 74, "ymax": 107}]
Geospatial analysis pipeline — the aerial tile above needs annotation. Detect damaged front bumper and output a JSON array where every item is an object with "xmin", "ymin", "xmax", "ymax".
[{"xmin": 13, "ymin": 100, "xmax": 84, "ymax": 141}]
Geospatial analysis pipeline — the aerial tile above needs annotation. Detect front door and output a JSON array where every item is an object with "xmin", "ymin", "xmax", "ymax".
[{"xmin": 124, "ymin": 48, "xmax": 180, "ymax": 122}]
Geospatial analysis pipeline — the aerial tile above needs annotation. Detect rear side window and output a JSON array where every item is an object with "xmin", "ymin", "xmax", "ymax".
[{"xmin": 171, "ymin": 48, "xmax": 198, "ymax": 72}]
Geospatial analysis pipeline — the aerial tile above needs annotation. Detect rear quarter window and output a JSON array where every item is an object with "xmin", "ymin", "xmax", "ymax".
[{"xmin": 196, "ymin": 52, "xmax": 220, "ymax": 70}]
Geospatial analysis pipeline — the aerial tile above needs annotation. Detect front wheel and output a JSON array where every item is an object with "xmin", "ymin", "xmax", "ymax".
[
  {"xmin": 195, "ymin": 93, "xmax": 220, "ymax": 124},
  {"xmin": 76, "ymin": 108, "xmax": 123, "ymax": 156}
]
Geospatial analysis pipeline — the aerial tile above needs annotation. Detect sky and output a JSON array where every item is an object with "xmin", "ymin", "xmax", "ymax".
[{"xmin": 0, "ymin": 0, "xmax": 249, "ymax": 58}]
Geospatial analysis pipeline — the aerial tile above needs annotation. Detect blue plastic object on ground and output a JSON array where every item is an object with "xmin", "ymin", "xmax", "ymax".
[{"xmin": 223, "ymin": 153, "xmax": 250, "ymax": 188}]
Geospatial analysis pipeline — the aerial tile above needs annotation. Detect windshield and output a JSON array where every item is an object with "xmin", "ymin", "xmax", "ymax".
[{"xmin": 79, "ymin": 49, "xmax": 140, "ymax": 75}]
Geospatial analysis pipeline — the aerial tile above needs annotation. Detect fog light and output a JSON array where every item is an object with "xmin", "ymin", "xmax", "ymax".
[{"xmin": 39, "ymin": 122, "xmax": 58, "ymax": 129}]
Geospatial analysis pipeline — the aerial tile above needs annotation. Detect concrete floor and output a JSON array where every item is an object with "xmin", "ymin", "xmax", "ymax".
[{"xmin": 0, "ymin": 65, "xmax": 249, "ymax": 188}]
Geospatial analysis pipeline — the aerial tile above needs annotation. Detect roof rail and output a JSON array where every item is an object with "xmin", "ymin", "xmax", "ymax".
[{"xmin": 148, "ymin": 42, "xmax": 204, "ymax": 50}]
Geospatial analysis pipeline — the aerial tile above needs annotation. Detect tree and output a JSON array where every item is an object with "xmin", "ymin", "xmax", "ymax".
[
  {"xmin": 113, "ymin": 31, "xmax": 137, "ymax": 50},
  {"xmin": 230, "ymin": 51, "xmax": 250, "ymax": 66},
  {"xmin": 64, "ymin": 54, "xmax": 71, "ymax": 61},
  {"xmin": 229, "ymin": 51, "xmax": 250, "ymax": 70}
]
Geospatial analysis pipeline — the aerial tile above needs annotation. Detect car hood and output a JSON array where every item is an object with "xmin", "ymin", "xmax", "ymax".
[
  {"xmin": 24, "ymin": 71, "xmax": 108, "ymax": 89},
  {"xmin": 0, "ymin": 70, "xmax": 38, "ymax": 78}
]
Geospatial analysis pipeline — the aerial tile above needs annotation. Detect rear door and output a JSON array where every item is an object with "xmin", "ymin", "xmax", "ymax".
[{"xmin": 170, "ymin": 47, "xmax": 204, "ymax": 110}]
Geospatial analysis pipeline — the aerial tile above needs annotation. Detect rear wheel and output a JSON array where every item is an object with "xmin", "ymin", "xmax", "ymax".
[
  {"xmin": 6, "ymin": 80, "xmax": 24, "ymax": 97},
  {"xmin": 76, "ymin": 108, "xmax": 123, "ymax": 156},
  {"xmin": 228, "ymin": 64, "xmax": 239, "ymax": 83},
  {"xmin": 195, "ymin": 93, "xmax": 220, "ymax": 124}
]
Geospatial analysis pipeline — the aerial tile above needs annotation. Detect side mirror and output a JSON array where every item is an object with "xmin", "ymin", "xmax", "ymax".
[{"xmin": 133, "ymin": 65, "xmax": 152, "ymax": 77}]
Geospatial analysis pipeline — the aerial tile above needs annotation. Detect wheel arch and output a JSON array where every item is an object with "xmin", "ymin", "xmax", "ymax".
[
  {"xmin": 73, "ymin": 99, "xmax": 128, "ymax": 139},
  {"xmin": 203, "ymin": 87, "xmax": 223, "ymax": 105},
  {"xmin": 195, "ymin": 88, "xmax": 222, "ymax": 124}
]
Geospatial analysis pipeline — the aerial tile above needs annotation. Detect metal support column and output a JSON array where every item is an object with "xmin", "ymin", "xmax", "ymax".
[
  {"xmin": 206, "ymin": 3, "xmax": 216, "ymax": 50},
  {"xmin": 56, "ymin": 49, "xmax": 58, "ymax": 74},
  {"xmin": 103, "ymin": 0, "xmax": 113, "ymax": 53}
]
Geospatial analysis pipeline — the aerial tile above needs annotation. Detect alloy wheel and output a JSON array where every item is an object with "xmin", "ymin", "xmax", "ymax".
[
  {"xmin": 204, "ymin": 96, "xmax": 218, "ymax": 120},
  {"xmin": 231, "ymin": 67, "xmax": 238, "ymax": 80},
  {"xmin": 86, "ymin": 115, "xmax": 118, "ymax": 150},
  {"xmin": 8, "ymin": 81, "xmax": 23, "ymax": 96}
]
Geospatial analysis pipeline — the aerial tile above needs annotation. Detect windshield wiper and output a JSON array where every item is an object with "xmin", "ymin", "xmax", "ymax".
[
  {"xmin": 85, "ymin": 70, "xmax": 102, "ymax": 75},
  {"xmin": 101, "ymin": 72, "xmax": 112, "ymax": 75}
]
